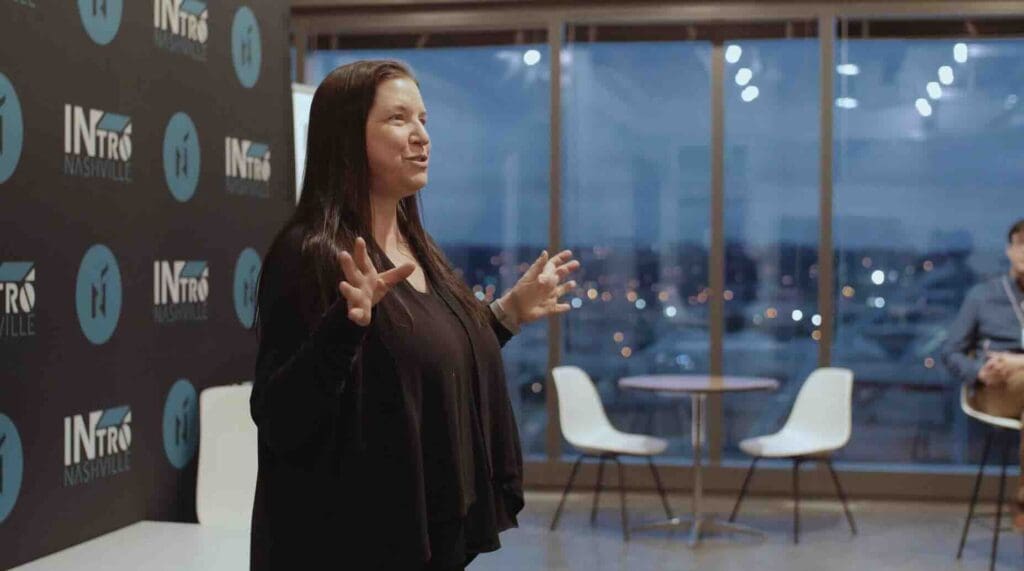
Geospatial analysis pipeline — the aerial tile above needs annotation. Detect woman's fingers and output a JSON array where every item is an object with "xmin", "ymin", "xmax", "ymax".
[
  {"xmin": 348, "ymin": 307, "xmax": 366, "ymax": 323},
  {"xmin": 533, "ymin": 301, "xmax": 570, "ymax": 317},
  {"xmin": 555, "ymin": 259, "xmax": 581, "ymax": 278},
  {"xmin": 371, "ymin": 263, "xmax": 415, "ymax": 304},
  {"xmin": 339, "ymin": 281, "xmax": 370, "ymax": 325},
  {"xmin": 339, "ymin": 251, "xmax": 361, "ymax": 283},
  {"xmin": 353, "ymin": 237, "xmax": 374, "ymax": 276},
  {"xmin": 523, "ymin": 250, "xmax": 549, "ymax": 279},
  {"xmin": 555, "ymin": 281, "xmax": 577, "ymax": 298},
  {"xmin": 549, "ymin": 250, "xmax": 573, "ymax": 267},
  {"xmin": 338, "ymin": 280, "xmax": 365, "ymax": 302},
  {"xmin": 378, "ymin": 263, "xmax": 416, "ymax": 288}
]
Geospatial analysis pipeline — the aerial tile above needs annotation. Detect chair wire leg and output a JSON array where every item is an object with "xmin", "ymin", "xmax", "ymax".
[
  {"xmin": 647, "ymin": 456, "xmax": 675, "ymax": 520},
  {"xmin": 793, "ymin": 458, "xmax": 801, "ymax": 545},
  {"xmin": 729, "ymin": 456, "xmax": 760, "ymax": 523},
  {"xmin": 590, "ymin": 455, "xmax": 606, "ymax": 526},
  {"xmin": 550, "ymin": 454, "xmax": 585, "ymax": 531},
  {"xmin": 991, "ymin": 433, "xmax": 1010, "ymax": 571},
  {"xmin": 957, "ymin": 430, "xmax": 993, "ymax": 559},
  {"xmin": 825, "ymin": 458, "xmax": 858, "ymax": 535},
  {"xmin": 613, "ymin": 456, "xmax": 630, "ymax": 541}
]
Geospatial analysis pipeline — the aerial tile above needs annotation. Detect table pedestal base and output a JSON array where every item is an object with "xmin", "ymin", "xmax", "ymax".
[{"xmin": 632, "ymin": 516, "xmax": 765, "ymax": 547}]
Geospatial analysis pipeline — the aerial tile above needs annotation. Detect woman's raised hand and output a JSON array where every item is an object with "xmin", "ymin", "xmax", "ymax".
[
  {"xmin": 504, "ymin": 249, "xmax": 581, "ymax": 325},
  {"xmin": 337, "ymin": 237, "xmax": 415, "ymax": 326}
]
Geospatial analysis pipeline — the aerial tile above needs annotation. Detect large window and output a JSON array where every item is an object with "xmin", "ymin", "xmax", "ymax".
[
  {"xmin": 722, "ymin": 39, "xmax": 821, "ymax": 459},
  {"xmin": 305, "ymin": 44, "xmax": 551, "ymax": 458},
  {"xmin": 831, "ymin": 37, "xmax": 1024, "ymax": 465},
  {"xmin": 561, "ymin": 39, "xmax": 712, "ymax": 458},
  {"xmin": 294, "ymin": 8, "xmax": 1024, "ymax": 480}
]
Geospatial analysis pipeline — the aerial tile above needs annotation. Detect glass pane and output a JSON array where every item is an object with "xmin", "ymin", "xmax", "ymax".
[
  {"xmin": 562, "ymin": 41, "xmax": 712, "ymax": 459},
  {"xmin": 306, "ymin": 46, "xmax": 551, "ymax": 459},
  {"xmin": 722, "ymin": 39, "xmax": 821, "ymax": 460},
  {"xmin": 832, "ymin": 37, "xmax": 1024, "ymax": 465}
]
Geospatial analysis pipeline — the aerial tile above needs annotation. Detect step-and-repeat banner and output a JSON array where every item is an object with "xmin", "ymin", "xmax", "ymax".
[{"xmin": 0, "ymin": 0, "xmax": 293, "ymax": 565}]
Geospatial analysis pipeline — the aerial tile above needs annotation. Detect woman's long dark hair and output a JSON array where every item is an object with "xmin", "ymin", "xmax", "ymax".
[{"xmin": 263, "ymin": 60, "xmax": 490, "ymax": 330}]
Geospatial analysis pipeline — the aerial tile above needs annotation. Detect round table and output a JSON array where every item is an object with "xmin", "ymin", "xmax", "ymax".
[{"xmin": 618, "ymin": 374, "xmax": 779, "ymax": 547}]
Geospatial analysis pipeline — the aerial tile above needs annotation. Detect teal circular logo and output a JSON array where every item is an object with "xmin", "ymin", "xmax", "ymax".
[
  {"xmin": 163, "ymin": 113, "xmax": 200, "ymax": 202},
  {"xmin": 162, "ymin": 379, "xmax": 199, "ymax": 469},
  {"xmin": 233, "ymin": 248, "xmax": 260, "ymax": 327},
  {"xmin": 0, "ymin": 72, "xmax": 24, "ymax": 185},
  {"xmin": 75, "ymin": 244, "xmax": 122, "ymax": 345},
  {"xmin": 231, "ymin": 7, "xmax": 262, "ymax": 88},
  {"xmin": 77, "ymin": 0, "xmax": 123, "ymax": 45},
  {"xmin": 0, "ymin": 414, "xmax": 23, "ymax": 524}
]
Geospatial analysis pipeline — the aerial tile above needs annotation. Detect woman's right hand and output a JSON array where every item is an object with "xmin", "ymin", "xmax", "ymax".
[{"xmin": 337, "ymin": 237, "xmax": 415, "ymax": 326}]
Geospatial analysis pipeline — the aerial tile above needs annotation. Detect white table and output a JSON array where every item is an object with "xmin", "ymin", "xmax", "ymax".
[
  {"xmin": 13, "ymin": 521, "xmax": 249, "ymax": 570},
  {"xmin": 618, "ymin": 374, "xmax": 779, "ymax": 547}
]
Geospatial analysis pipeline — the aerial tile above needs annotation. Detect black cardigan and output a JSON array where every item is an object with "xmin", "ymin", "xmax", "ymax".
[{"xmin": 249, "ymin": 226, "xmax": 525, "ymax": 570}]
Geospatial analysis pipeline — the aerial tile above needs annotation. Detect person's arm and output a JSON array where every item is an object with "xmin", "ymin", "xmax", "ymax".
[
  {"xmin": 488, "ymin": 298, "xmax": 517, "ymax": 348},
  {"xmin": 250, "ymin": 234, "xmax": 370, "ymax": 457},
  {"xmin": 941, "ymin": 287, "xmax": 986, "ymax": 384}
]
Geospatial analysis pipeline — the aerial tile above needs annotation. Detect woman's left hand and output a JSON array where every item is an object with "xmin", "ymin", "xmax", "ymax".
[{"xmin": 502, "ymin": 249, "xmax": 581, "ymax": 326}]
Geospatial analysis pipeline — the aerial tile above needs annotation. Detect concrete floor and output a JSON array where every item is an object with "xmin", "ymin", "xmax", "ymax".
[{"xmin": 471, "ymin": 490, "xmax": 1023, "ymax": 570}]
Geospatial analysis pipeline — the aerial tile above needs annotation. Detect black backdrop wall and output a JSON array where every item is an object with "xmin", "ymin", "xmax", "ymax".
[{"xmin": 0, "ymin": 0, "xmax": 293, "ymax": 566}]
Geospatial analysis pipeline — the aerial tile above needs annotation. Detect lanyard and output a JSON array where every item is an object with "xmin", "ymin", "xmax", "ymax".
[{"xmin": 1001, "ymin": 276, "xmax": 1024, "ymax": 328}]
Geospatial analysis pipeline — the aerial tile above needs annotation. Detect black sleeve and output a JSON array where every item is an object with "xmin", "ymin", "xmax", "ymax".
[
  {"xmin": 941, "ymin": 286, "xmax": 985, "ymax": 384},
  {"xmin": 250, "ymin": 227, "xmax": 370, "ymax": 456},
  {"xmin": 487, "ymin": 307, "xmax": 514, "ymax": 348}
]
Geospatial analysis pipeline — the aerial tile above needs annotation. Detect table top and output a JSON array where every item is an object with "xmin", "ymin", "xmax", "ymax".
[
  {"xmin": 12, "ymin": 521, "xmax": 249, "ymax": 571},
  {"xmin": 618, "ymin": 374, "xmax": 779, "ymax": 394}
]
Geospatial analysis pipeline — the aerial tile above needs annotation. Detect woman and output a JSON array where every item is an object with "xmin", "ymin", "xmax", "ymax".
[{"xmin": 250, "ymin": 60, "xmax": 580, "ymax": 570}]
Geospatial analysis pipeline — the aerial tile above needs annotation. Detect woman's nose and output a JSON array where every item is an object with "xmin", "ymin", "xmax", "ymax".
[{"xmin": 411, "ymin": 122, "xmax": 430, "ymax": 147}]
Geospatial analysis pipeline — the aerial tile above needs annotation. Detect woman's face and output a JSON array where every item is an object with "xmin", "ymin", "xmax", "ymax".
[{"xmin": 365, "ymin": 77, "xmax": 430, "ymax": 201}]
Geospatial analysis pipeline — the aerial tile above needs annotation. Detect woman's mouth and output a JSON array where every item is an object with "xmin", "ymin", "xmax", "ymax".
[{"xmin": 405, "ymin": 155, "xmax": 429, "ymax": 167}]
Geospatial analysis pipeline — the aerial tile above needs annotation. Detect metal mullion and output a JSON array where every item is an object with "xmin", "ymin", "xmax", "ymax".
[
  {"xmin": 708, "ymin": 41, "xmax": 725, "ymax": 464},
  {"xmin": 818, "ymin": 11, "xmax": 835, "ymax": 366},
  {"xmin": 545, "ymin": 19, "xmax": 564, "ymax": 464},
  {"xmin": 293, "ymin": 2, "xmax": 1024, "ymax": 36}
]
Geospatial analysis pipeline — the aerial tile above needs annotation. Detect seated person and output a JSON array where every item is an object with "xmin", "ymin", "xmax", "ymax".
[{"xmin": 942, "ymin": 218, "xmax": 1024, "ymax": 530}]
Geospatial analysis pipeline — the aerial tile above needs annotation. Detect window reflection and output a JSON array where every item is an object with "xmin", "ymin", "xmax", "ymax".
[
  {"xmin": 832, "ymin": 39, "xmax": 1024, "ymax": 465},
  {"xmin": 562, "ymin": 41, "xmax": 712, "ymax": 458}
]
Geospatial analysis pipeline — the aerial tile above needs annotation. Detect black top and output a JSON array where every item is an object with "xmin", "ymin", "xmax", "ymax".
[
  {"xmin": 942, "ymin": 275, "xmax": 1024, "ymax": 384},
  {"xmin": 248, "ymin": 225, "xmax": 525, "ymax": 570},
  {"xmin": 390, "ymin": 277, "xmax": 479, "ymax": 522}
]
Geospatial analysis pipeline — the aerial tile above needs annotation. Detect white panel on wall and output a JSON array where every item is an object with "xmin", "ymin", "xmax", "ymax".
[{"xmin": 292, "ymin": 83, "xmax": 315, "ymax": 204}]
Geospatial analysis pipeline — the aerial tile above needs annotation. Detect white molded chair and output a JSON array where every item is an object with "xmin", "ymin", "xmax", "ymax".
[
  {"xmin": 728, "ymin": 367, "xmax": 858, "ymax": 544},
  {"xmin": 196, "ymin": 383, "xmax": 257, "ymax": 529},
  {"xmin": 955, "ymin": 383, "xmax": 1022, "ymax": 571},
  {"xmin": 549, "ymin": 366, "xmax": 674, "ymax": 541}
]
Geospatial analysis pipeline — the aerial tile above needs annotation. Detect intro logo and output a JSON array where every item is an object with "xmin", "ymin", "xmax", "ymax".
[
  {"xmin": 77, "ymin": 0, "xmax": 124, "ymax": 45},
  {"xmin": 0, "ymin": 414, "xmax": 24, "ymax": 524},
  {"xmin": 224, "ymin": 136, "xmax": 270, "ymax": 198},
  {"xmin": 0, "ymin": 72, "xmax": 24, "ymax": 184},
  {"xmin": 163, "ymin": 113, "xmax": 200, "ymax": 202},
  {"xmin": 63, "ymin": 104, "xmax": 133, "ymax": 183},
  {"xmin": 162, "ymin": 379, "xmax": 198, "ymax": 469},
  {"xmin": 0, "ymin": 262, "xmax": 35, "ymax": 339},
  {"xmin": 153, "ymin": 260, "xmax": 209, "ymax": 323},
  {"xmin": 75, "ymin": 245, "xmax": 122, "ymax": 345},
  {"xmin": 230, "ymin": 6, "xmax": 261, "ymax": 88},
  {"xmin": 153, "ymin": 0, "xmax": 209, "ymax": 60},
  {"xmin": 233, "ymin": 248, "xmax": 260, "ymax": 328},
  {"xmin": 63, "ymin": 405, "xmax": 131, "ymax": 487}
]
